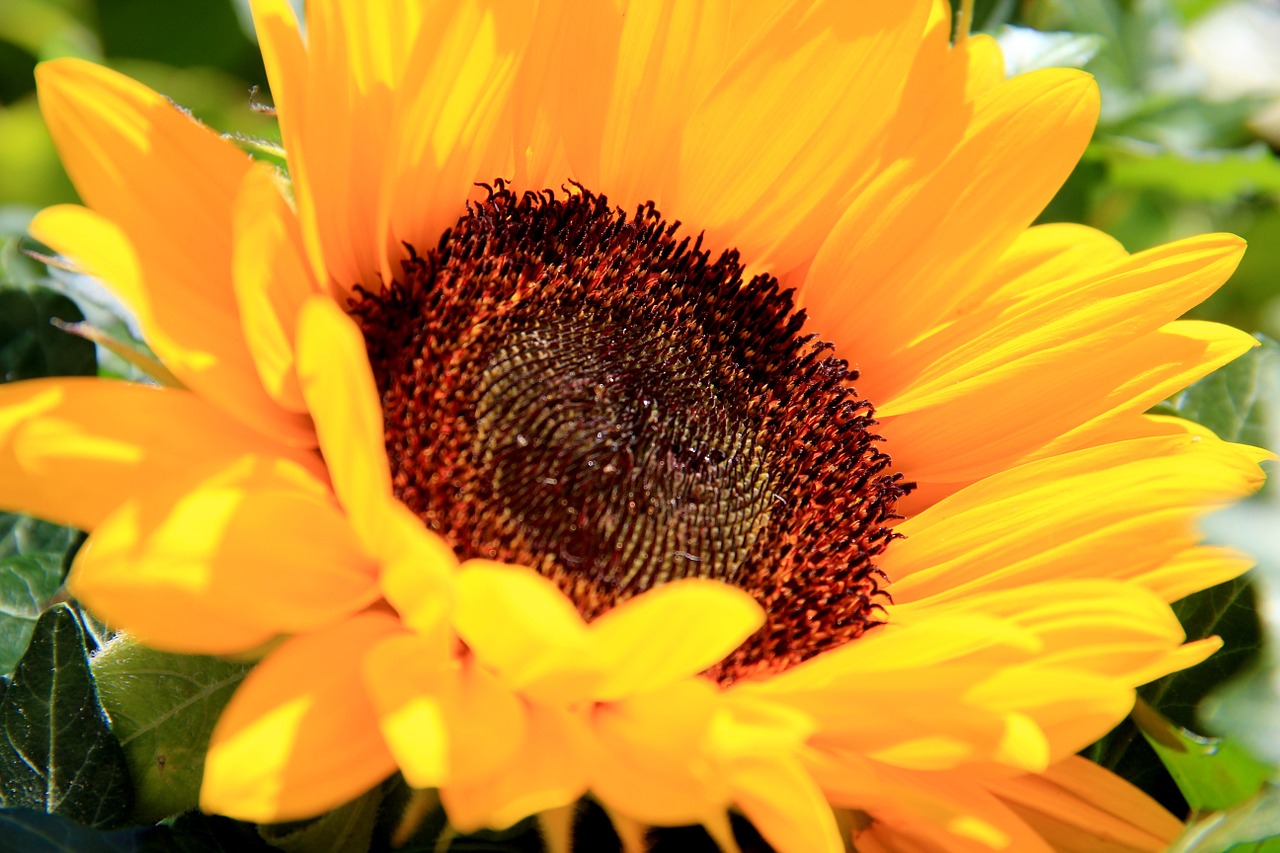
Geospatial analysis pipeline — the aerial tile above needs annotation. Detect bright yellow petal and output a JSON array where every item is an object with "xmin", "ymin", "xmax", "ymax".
[
  {"xmin": 377, "ymin": 500, "xmax": 459, "ymax": 639},
  {"xmin": 591, "ymin": 679, "xmax": 728, "ymax": 825},
  {"xmin": 0, "ymin": 378, "xmax": 319, "ymax": 532},
  {"xmin": 32, "ymin": 61, "xmax": 313, "ymax": 446},
  {"xmin": 70, "ymin": 455, "xmax": 379, "ymax": 653},
  {"xmin": 876, "ymin": 234, "xmax": 1246, "ymax": 485},
  {"xmin": 884, "ymin": 431, "xmax": 1264, "ymax": 603},
  {"xmin": 363, "ymin": 634, "xmax": 524, "ymax": 790},
  {"xmin": 295, "ymin": 296, "xmax": 393, "ymax": 552},
  {"xmin": 452, "ymin": 561, "xmax": 596, "ymax": 702},
  {"xmin": 589, "ymin": 579, "xmax": 763, "ymax": 700},
  {"xmin": 201, "ymin": 611, "xmax": 402, "ymax": 823},
  {"xmin": 232, "ymin": 163, "xmax": 322, "ymax": 412}
]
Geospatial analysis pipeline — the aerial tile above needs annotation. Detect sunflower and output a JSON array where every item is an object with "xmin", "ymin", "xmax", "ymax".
[{"xmin": 0, "ymin": 0, "xmax": 1267, "ymax": 851}]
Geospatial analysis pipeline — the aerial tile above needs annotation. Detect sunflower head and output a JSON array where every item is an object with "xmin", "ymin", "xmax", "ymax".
[{"xmin": 0, "ymin": 1, "xmax": 1268, "ymax": 851}]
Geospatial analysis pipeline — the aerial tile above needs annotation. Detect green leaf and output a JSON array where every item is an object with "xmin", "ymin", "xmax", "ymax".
[
  {"xmin": 91, "ymin": 636, "xmax": 251, "ymax": 822},
  {"xmin": 0, "ymin": 809, "xmax": 271, "ymax": 853},
  {"xmin": 0, "ymin": 512, "xmax": 81, "ymax": 675},
  {"xmin": 0, "ymin": 604, "xmax": 133, "ymax": 828},
  {"xmin": 1158, "ymin": 335, "xmax": 1280, "ymax": 446},
  {"xmin": 1145, "ymin": 575, "xmax": 1261, "ymax": 729},
  {"xmin": 0, "ymin": 284, "xmax": 97, "ymax": 382},
  {"xmin": 1099, "ymin": 142, "xmax": 1280, "ymax": 203},
  {"xmin": 0, "ymin": 809, "xmax": 146, "ymax": 853},
  {"xmin": 1171, "ymin": 785, "xmax": 1280, "ymax": 853},
  {"xmin": 1135, "ymin": 701, "xmax": 1270, "ymax": 812}
]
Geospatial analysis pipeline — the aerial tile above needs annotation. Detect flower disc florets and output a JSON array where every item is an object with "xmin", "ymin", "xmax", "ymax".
[{"xmin": 351, "ymin": 184, "xmax": 909, "ymax": 682}]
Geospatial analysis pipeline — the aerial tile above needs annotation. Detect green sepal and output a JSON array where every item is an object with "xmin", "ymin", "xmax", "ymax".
[
  {"xmin": 1135, "ymin": 700, "xmax": 1271, "ymax": 813},
  {"xmin": 91, "ymin": 635, "xmax": 251, "ymax": 823}
]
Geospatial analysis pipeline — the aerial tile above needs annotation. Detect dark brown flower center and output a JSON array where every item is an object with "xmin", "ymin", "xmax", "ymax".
[{"xmin": 350, "ymin": 183, "xmax": 909, "ymax": 683}]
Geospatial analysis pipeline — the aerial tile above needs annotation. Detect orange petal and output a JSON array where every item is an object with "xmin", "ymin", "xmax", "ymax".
[
  {"xmin": 70, "ymin": 455, "xmax": 379, "ymax": 654},
  {"xmin": 363, "ymin": 634, "xmax": 524, "ymax": 789},
  {"xmin": 295, "ymin": 296, "xmax": 393, "ymax": 553},
  {"xmin": 201, "ymin": 611, "xmax": 402, "ymax": 823},
  {"xmin": 232, "ymin": 163, "xmax": 322, "ymax": 412},
  {"xmin": 591, "ymin": 679, "xmax": 728, "ymax": 825},
  {"xmin": 543, "ymin": 0, "xmax": 731, "ymax": 208},
  {"xmin": 0, "ymin": 377, "xmax": 319, "ymax": 532},
  {"xmin": 32, "ymin": 61, "xmax": 313, "ymax": 446},
  {"xmin": 441, "ymin": 703, "xmax": 590, "ymax": 832},
  {"xmin": 675, "ymin": 1, "xmax": 930, "ymax": 275},
  {"xmin": 803, "ymin": 69, "xmax": 1099, "ymax": 379},
  {"xmin": 730, "ymin": 755, "xmax": 844, "ymax": 853},
  {"xmin": 990, "ymin": 755, "xmax": 1182, "ymax": 852},
  {"xmin": 272, "ymin": 0, "xmax": 534, "ymax": 295},
  {"xmin": 589, "ymin": 579, "xmax": 764, "ymax": 700}
]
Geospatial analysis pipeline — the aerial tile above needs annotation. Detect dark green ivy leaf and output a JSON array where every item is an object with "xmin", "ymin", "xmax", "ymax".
[
  {"xmin": 0, "ymin": 604, "xmax": 133, "ymax": 828},
  {"xmin": 0, "ymin": 284, "xmax": 96, "ymax": 383},
  {"xmin": 0, "ymin": 512, "xmax": 82, "ymax": 676},
  {"xmin": 1159, "ymin": 335, "xmax": 1280, "ymax": 448},
  {"xmin": 0, "ymin": 809, "xmax": 274, "ymax": 853},
  {"xmin": 0, "ymin": 809, "xmax": 147, "ymax": 853}
]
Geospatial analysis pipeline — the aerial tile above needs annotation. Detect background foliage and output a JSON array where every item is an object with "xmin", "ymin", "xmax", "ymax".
[{"xmin": 1, "ymin": 0, "xmax": 1278, "ymax": 851}]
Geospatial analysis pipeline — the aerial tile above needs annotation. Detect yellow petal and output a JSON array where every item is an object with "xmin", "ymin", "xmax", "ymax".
[
  {"xmin": 70, "ymin": 455, "xmax": 379, "ymax": 653},
  {"xmin": 676, "ymin": 1, "xmax": 931, "ymax": 275},
  {"xmin": 363, "ymin": 634, "xmax": 524, "ymax": 789},
  {"xmin": 201, "ymin": 611, "xmax": 402, "ymax": 822},
  {"xmin": 0, "ymin": 378, "xmax": 320, "ymax": 532},
  {"xmin": 885, "ymin": 427, "xmax": 1264, "ymax": 601},
  {"xmin": 1132, "ymin": 545, "xmax": 1255, "ymax": 603},
  {"xmin": 232, "ymin": 163, "xmax": 322, "ymax": 412},
  {"xmin": 33, "ymin": 61, "xmax": 313, "ymax": 446},
  {"xmin": 441, "ymin": 703, "xmax": 590, "ymax": 832},
  {"xmin": 590, "ymin": 579, "xmax": 764, "ymax": 701},
  {"xmin": 377, "ymin": 500, "xmax": 459, "ymax": 639},
  {"xmin": 885, "ymin": 431, "xmax": 1264, "ymax": 603},
  {"xmin": 877, "ymin": 235, "xmax": 1246, "ymax": 485},
  {"xmin": 269, "ymin": 0, "xmax": 533, "ymax": 295},
  {"xmin": 803, "ymin": 69, "xmax": 1100, "ymax": 378},
  {"xmin": 543, "ymin": 0, "xmax": 731, "ymax": 208},
  {"xmin": 592, "ymin": 679, "xmax": 728, "ymax": 825},
  {"xmin": 990, "ymin": 756, "xmax": 1182, "ymax": 852},
  {"xmin": 452, "ymin": 561, "xmax": 596, "ymax": 702},
  {"xmin": 295, "ymin": 295, "xmax": 393, "ymax": 553},
  {"xmin": 730, "ymin": 755, "xmax": 844, "ymax": 853}
]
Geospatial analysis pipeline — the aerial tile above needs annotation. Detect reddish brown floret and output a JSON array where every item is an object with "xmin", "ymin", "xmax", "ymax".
[{"xmin": 350, "ymin": 183, "xmax": 909, "ymax": 683}]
